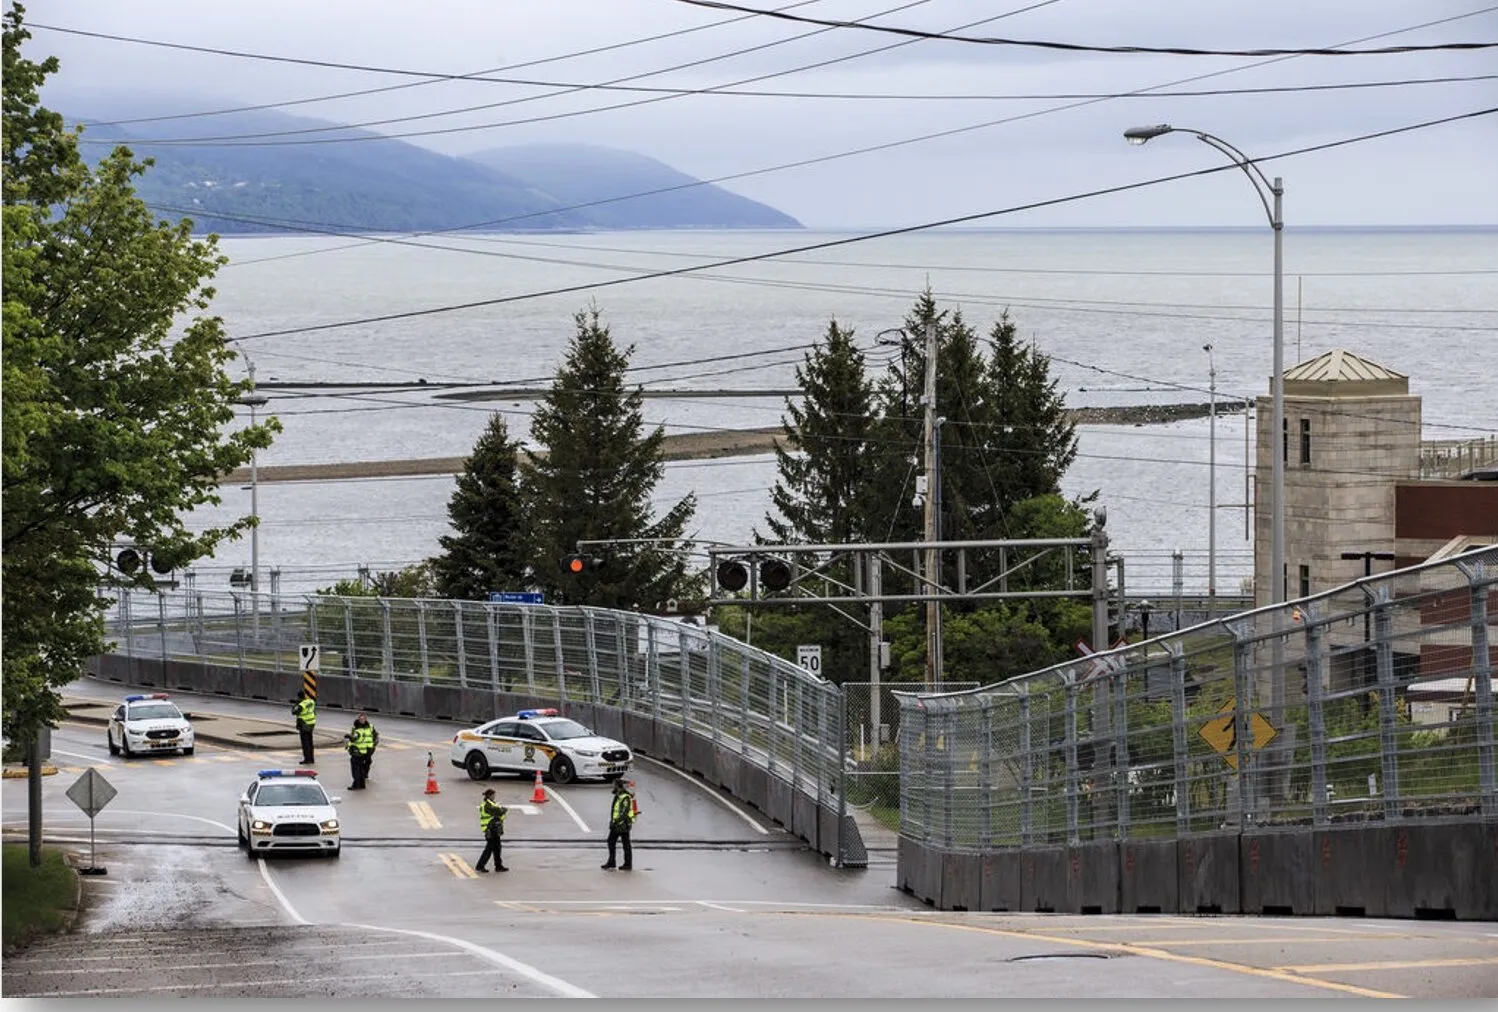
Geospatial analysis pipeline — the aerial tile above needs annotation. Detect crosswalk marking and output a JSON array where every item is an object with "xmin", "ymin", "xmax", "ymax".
[
  {"xmin": 438, "ymin": 852, "xmax": 478, "ymax": 879},
  {"xmin": 408, "ymin": 801, "xmax": 442, "ymax": 830}
]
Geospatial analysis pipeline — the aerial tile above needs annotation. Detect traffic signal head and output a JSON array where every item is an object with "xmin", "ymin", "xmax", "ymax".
[
  {"xmin": 562, "ymin": 554, "xmax": 600, "ymax": 575},
  {"xmin": 116, "ymin": 548, "xmax": 142, "ymax": 574},
  {"xmin": 716, "ymin": 559, "xmax": 749, "ymax": 592},
  {"xmin": 759, "ymin": 558, "xmax": 793, "ymax": 592}
]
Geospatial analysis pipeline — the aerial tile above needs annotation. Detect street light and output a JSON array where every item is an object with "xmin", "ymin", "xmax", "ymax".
[
  {"xmin": 239, "ymin": 372, "xmax": 269, "ymax": 622},
  {"xmin": 1204, "ymin": 343, "xmax": 1217, "ymax": 616},
  {"xmin": 1125, "ymin": 124, "xmax": 1285, "ymax": 619}
]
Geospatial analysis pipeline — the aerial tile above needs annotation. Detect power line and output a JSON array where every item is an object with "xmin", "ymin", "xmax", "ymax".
[
  {"xmin": 671, "ymin": 0, "xmax": 1498, "ymax": 56},
  {"xmin": 223, "ymin": 107, "xmax": 1498, "ymax": 342}
]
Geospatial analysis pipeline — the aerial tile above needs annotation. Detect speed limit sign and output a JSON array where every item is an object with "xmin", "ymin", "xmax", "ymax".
[{"xmin": 796, "ymin": 644, "xmax": 822, "ymax": 676}]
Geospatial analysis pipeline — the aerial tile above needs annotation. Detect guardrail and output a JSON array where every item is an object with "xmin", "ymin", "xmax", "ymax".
[
  {"xmin": 96, "ymin": 591, "xmax": 863, "ymax": 866},
  {"xmin": 895, "ymin": 546, "xmax": 1498, "ymax": 917}
]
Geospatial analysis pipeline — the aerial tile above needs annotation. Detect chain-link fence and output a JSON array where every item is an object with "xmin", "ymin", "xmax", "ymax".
[
  {"xmin": 896, "ymin": 546, "xmax": 1498, "ymax": 851},
  {"xmin": 106, "ymin": 589, "xmax": 847, "ymax": 816}
]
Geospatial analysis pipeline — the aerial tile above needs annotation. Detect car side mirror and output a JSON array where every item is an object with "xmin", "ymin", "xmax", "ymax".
[
  {"xmin": 330, "ymin": 796, "xmax": 343, "ymax": 805},
  {"xmin": 182, "ymin": 713, "xmax": 195, "ymax": 720}
]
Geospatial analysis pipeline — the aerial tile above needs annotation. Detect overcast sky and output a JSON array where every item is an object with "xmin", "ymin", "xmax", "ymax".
[{"xmin": 25, "ymin": 0, "xmax": 1498, "ymax": 228}]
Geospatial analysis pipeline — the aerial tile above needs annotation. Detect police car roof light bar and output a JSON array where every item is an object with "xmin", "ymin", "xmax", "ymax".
[
  {"xmin": 517, "ymin": 708, "xmax": 559, "ymax": 719},
  {"xmin": 125, "ymin": 693, "xmax": 170, "ymax": 702},
  {"xmin": 258, "ymin": 769, "xmax": 319, "ymax": 778}
]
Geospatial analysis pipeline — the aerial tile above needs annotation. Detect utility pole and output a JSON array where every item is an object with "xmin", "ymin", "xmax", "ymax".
[
  {"xmin": 1205, "ymin": 344, "xmax": 1218, "ymax": 617},
  {"xmin": 239, "ymin": 360, "xmax": 269, "ymax": 631},
  {"xmin": 921, "ymin": 320, "xmax": 940, "ymax": 692}
]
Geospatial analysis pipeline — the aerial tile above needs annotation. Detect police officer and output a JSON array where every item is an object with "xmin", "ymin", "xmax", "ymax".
[
  {"xmin": 344, "ymin": 713, "xmax": 378, "ymax": 790},
  {"xmin": 475, "ymin": 788, "xmax": 508, "ymax": 873},
  {"xmin": 292, "ymin": 691, "xmax": 316, "ymax": 765},
  {"xmin": 601, "ymin": 779, "xmax": 637, "ymax": 871}
]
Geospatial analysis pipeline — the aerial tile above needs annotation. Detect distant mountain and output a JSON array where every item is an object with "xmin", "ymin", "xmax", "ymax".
[
  {"xmin": 61, "ymin": 100, "xmax": 801, "ymax": 234},
  {"xmin": 465, "ymin": 143, "xmax": 802, "ymax": 231}
]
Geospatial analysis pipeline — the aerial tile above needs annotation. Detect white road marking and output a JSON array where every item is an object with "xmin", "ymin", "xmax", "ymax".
[
  {"xmin": 541, "ymin": 788, "xmax": 590, "ymax": 834},
  {"xmin": 696, "ymin": 901, "xmax": 745, "ymax": 913},
  {"xmin": 50, "ymin": 747, "xmax": 117, "ymax": 764},
  {"xmin": 343, "ymin": 923, "xmax": 596, "ymax": 999},
  {"xmin": 637, "ymin": 755, "xmax": 769, "ymax": 834},
  {"xmin": 255, "ymin": 858, "xmax": 309, "ymax": 925},
  {"xmin": 36, "ymin": 970, "xmax": 512, "ymax": 996}
]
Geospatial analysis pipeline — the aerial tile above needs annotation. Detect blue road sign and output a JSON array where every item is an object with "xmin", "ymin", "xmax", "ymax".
[{"xmin": 489, "ymin": 591, "xmax": 544, "ymax": 604}]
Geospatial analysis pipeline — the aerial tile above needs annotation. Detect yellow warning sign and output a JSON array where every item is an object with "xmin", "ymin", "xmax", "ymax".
[{"xmin": 1198, "ymin": 700, "xmax": 1277, "ymax": 769}]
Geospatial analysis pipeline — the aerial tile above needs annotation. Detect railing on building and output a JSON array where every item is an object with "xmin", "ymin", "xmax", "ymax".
[
  {"xmin": 896, "ymin": 546, "xmax": 1497, "ymax": 852},
  {"xmin": 1420, "ymin": 436, "xmax": 1498, "ymax": 479},
  {"xmin": 106, "ymin": 590, "xmax": 852, "ymax": 858}
]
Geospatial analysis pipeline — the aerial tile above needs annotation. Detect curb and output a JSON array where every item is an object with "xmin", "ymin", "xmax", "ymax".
[{"xmin": 1, "ymin": 766, "xmax": 59, "ymax": 779}]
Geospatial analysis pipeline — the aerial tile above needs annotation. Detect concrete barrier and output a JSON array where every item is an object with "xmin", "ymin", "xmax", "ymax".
[
  {"xmin": 623, "ymin": 712, "xmax": 655, "ymax": 757},
  {"xmin": 1179, "ymin": 833, "xmax": 1240, "ymax": 914},
  {"xmin": 684, "ymin": 730, "xmax": 714, "ymax": 779},
  {"xmin": 1315, "ymin": 823, "xmax": 1498, "ymax": 920},
  {"xmin": 739, "ymin": 763, "xmax": 769, "ymax": 815},
  {"xmin": 655, "ymin": 723, "xmax": 684, "ymax": 767},
  {"xmin": 1242, "ymin": 831, "xmax": 1318, "ymax": 915},
  {"xmin": 1023, "ymin": 846, "xmax": 1072, "ymax": 913},
  {"xmin": 899, "ymin": 837, "xmax": 942, "ymax": 904},
  {"xmin": 1075, "ymin": 840, "xmax": 1120, "ymax": 914},
  {"xmin": 980, "ymin": 851, "xmax": 1024, "ymax": 911},
  {"xmin": 942, "ymin": 852, "xmax": 983, "ymax": 911},
  {"xmin": 714, "ymin": 749, "xmax": 743, "ymax": 797},
  {"xmin": 765, "ymin": 774, "xmax": 793, "ymax": 829},
  {"xmin": 1120, "ymin": 839, "xmax": 1178, "ymax": 913},
  {"xmin": 392, "ymin": 681, "xmax": 428, "ymax": 719},
  {"xmin": 792, "ymin": 789, "xmax": 820, "ymax": 849}
]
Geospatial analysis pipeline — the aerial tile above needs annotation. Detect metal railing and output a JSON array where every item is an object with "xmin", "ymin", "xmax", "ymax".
[
  {"xmin": 896, "ymin": 546, "xmax": 1497, "ymax": 850},
  {"xmin": 1420, "ymin": 436, "xmax": 1498, "ymax": 479},
  {"xmin": 107, "ymin": 590, "xmax": 847, "ymax": 816}
]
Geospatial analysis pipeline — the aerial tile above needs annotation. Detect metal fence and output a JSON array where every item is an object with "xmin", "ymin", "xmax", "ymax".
[
  {"xmin": 108, "ymin": 589, "xmax": 847, "ymax": 813},
  {"xmin": 896, "ymin": 546, "xmax": 1498, "ymax": 851}
]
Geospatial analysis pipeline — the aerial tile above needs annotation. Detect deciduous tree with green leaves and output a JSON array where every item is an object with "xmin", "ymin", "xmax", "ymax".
[
  {"xmin": 517, "ymin": 307, "xmax": 698, "ymax": 609},
  {"xmin": 431, "ymin": 412, "xmax": 528, "ymax": 600},
  {"xmin": 2, "ymin": 7, "xmax": 275, "ymax": 743}
]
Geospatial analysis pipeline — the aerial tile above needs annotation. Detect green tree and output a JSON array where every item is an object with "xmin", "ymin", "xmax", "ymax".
[
  {"xmin": 431, "ymin": 412, "xmax": 527, "ymax": 600},
  {"xmin": 2, "ymin": 8, "xmax": 275, "ymax": 743},
  {"xmin": 763, "ymin": 318, "xmax": 875, "ymax": 546},
  {"xmin": 518, "ymin": 307, "xmax": 698, "ymax": 609}
]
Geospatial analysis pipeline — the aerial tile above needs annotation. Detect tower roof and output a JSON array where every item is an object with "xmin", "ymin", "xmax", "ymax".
[{"xmin": 1283, "ymin": 349, "xmax": 1409, "ymax": 397}]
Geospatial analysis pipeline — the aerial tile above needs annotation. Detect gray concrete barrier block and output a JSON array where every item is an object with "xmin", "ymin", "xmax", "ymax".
[
  {"xmin": 1120, "ymin": 839, "xmax": 1178, "ymax": 914},
  {"xmin": 1242, "ymin": 831, "xmax": 1318, "ymax": 915},
  {"xmin": 422, "ymin": 684, "xmax": 462, "ymax": 722},
  {"xmin": 714, "ymin": 749, "xmax": 743, "ymax": 796},
  {"xmin": 655, "ymin": 722, "xmax": 685, "ymax": 767},
  {"xmin": 1023, "ymin": 846, "xmax": 1073, "ymax": 913},
  {"xmin": 897, "ymin": 837, "xmax": 942, "ymax": 905},
  {"xmin": 684, "ymin": 730, "xmax": 714, "ymax": 778},
  {"xmin": 942, "ymin": 852, "xmax": 983, "ymax": 912},
  {"xmin": 1076, "ymin": 840, "xmax": 1121, "ymax": 914},
  {"xmin": 1179, "ymin": 834, "xmax": 1240, "ymax": 914},
  {"xmin": 622, "ymin": 712, "xmax": 655, "ymax": 756},
  {"xmin": 981, "ymin": 851, "xmax": 1023, "ymax": 911},
  {"xmin": 765, "ymin": 774, "xmax": 793, "ymax": 829},
  {"xmin": 590, "ymin": 707, "xmax": 625, "ymax": 742},
  {"xmin": 240, "ymin": 667, "xmax": 282, "ymax": 702},
  {"xmin": 818, "ymin": 804, "xmax": 843, "ymax": 863},
  {"xmin": 390, "ymin": 681, "xmax": 426, "ymax": 719},
  {"xmin": 792, "ymin": 789, "xmax": 819, "ymax": 851},
  {"xmin": 897, "ymin": 836, "xmax": 920, "ymax": 895},
  {"xmin": 1336, "ymin": 822, "xmax": 1498, "ymax": 921},
  {"xmin": 459, "ymin": 689, "xmax": 498, "ymax": 724},
  {"xmin": 740, "ymin": 763, "xmax": 769, "ymax": 815}
]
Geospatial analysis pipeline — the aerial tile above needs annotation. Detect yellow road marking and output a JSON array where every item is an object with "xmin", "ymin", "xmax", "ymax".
[
  {"xmin": 152, "ymin": 759, "xmax": 174, "ymax": 766},
  {"xmin": 408, "ymin": 801, "xmax": 441, "ymax": 830},
  {"xmin": 1277, "ymin": 957, "xmax": 1498, "ymax": 974},
  {"xmin": 780, "ymin": 912, "xmax": 1405, "ymax": 999},
  {"xmin": 496, "ymin": 901, "xmax": 542, "ymax": 913},
  {"xmin": 439, "ymin": 852, "xmax": 478, "ymax": 879}
]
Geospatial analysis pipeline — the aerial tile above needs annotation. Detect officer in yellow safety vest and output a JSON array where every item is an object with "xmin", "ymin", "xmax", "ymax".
[
  {"xmin": 601, "ymin": 779, "xmax": 638, "ymax": 871},
  {"xmin": 292, "ymin": 691, "xmax": 316, "ymax": 765},
  {"xmin": 344, "ymin": 713, "xmax": 378, "ymax": 790},
  {"xmin": 475, "ymin": 788, "xmax": 508, "ymax": 873}
]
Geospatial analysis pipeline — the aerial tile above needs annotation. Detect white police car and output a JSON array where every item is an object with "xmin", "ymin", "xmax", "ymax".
[
  {"xmin": 236, "ymin": 769, "xmax": 342, "ymax": 858},
  {"xmin": 107, "ymin": 693, "xmax": 195, "ymax": 758},
  {"xmin": 449, "ymin": 708, "xmax": 632, "ymax": 785}
]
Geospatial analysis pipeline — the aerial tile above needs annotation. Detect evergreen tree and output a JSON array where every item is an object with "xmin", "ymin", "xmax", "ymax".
[
  {"xmin": 982, "ymin": 312, "xmax": 1079, "ymax": 523},
  {"xmin": 763, "ymin": 318, "xmax": 876, "ymax": 545},
  {"xmin": 517, "ymin": 307, "xmax": 697, "ymax": 609},
  {"xmin": 431, "ymin": 412, "xmax": 527, "ymax": 600},
  {"xmin": 2, "ymin": 8, "xmax": 274, "ymax": 744}
]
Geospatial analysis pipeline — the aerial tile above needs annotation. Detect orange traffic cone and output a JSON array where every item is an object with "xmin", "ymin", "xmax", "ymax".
[
  {"xmin": 424, "ymin": 752, "xmax": 441, "ymax": 795},
  {"xmin": 530, "ymin": 769, "xmax": 548, "ymax": 803}
]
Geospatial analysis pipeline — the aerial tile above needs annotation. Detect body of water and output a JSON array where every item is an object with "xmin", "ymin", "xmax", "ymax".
[{"xmin": 175, "ymin": 227, "xmax": 1496, "ymax": 599}]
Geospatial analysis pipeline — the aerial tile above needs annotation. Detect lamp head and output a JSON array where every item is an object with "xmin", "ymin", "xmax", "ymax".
[{"xmin": 1124, "ymin": 124, "xmax": 1174, "ymax": 146}]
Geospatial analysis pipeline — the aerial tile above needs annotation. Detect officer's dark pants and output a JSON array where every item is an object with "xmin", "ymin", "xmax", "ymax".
[
  {"xmin": 298, "ymin": 724, "xmax": 315, "ymax": 763},
  {"xmin": 349, "ymin": 751, "xmax": 372, "ymax": 788},
  {"xmin": 477, "ymin": 828, "xmax": 504, "ymax": 871},
  {"xmin": 605, "ymin": 827, "xmax": 632, "ymax": 869}
]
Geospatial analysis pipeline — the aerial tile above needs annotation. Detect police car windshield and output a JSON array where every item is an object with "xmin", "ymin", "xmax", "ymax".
[
  {"xmin": 257, "ymin": 783, "xmax": 327, "ymax": 806},
  {"xmin": 540, "ymin": 719, "xmax": 592, "ymax": 740},
  {"xmin": 128, "ymin": 703, "xmax": 181, "ymax": 721}
]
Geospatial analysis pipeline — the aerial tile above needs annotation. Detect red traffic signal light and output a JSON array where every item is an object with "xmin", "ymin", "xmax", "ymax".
[{"xmin": 562, "ymin": 554, "xmax": 600, "ymax": 575}]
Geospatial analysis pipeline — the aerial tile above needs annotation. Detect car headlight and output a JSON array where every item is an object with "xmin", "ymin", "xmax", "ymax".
[
  {"xmin": 320, "ymin": 819, "xmax": 339, "ymax": 832},
  {"xmin": 251, "ymin": 819, "xmax": 273, "ymax": 831},
  {"xmin": 573, "ymin": 748, "xmax": 600, "ymax": 757},
  {"xmin": 125, "ymin": 724, "xmax": 144, "ymax": 733}
]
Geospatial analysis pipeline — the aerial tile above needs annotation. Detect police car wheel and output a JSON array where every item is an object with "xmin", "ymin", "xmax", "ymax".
[
  {"xmin": 237, "ymin": 822, "xmax": 247, "ymax": 846},
  {"xmin": 121, "ymin": 738, "xmax": 135, "ymax": 759},
  {"xmin": 550, "ymin": 756, "xmax": 576, "ymax": 785},
  {"xmin": 107, "ymin": 731, "xmax": 120, "ymax": 756},
  {"xmin": 183, "ymin": 746, "xmax": 194, "ymax": 756},
  {"xmin": 464, "ymin": 751, "xmax": 491, "ymax": 781},
  {"xmin": 329, "ymin": 846, "xmax": 341, "ymax": 859}
]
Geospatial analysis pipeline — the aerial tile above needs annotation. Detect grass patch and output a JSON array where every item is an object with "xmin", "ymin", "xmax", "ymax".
[{"xmin": 2, "ymin": 844, "xmax": 77, "ymax": 949}]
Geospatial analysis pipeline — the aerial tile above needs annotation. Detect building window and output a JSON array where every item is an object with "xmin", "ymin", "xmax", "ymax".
[
  {"xmin": 1299, "ymin": 564, "xmax": 1311, "ymax": 599},
  {"xmin": 1300, "ymin": 418, "xmax": 1312, "ymax": 466},
  {"xmin": 1282, "ymin": 417, "xmax": 1289, "ymax": 464}
]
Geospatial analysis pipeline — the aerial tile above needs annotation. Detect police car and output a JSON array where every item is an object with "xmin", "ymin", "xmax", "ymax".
[
  {"xmin": 236, "ymin": 770, "xmax": 341, "ymax": 858},
  {"xmin": 107, "ymin": 693, "xmax": 195, "ymax": 758},
  {"xmin": 449, "ymin": 708, "xmax": 632, "ymax": 785}
]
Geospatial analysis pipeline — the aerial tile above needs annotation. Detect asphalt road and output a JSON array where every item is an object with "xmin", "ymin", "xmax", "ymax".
[{"xmin": 3, "ymin": 680, "xmax": 1497, "ymax": 999}]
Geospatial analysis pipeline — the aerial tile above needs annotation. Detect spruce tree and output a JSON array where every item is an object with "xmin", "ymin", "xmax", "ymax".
[
  {"xmin": 764, "ymin": 319, "xmax": 876, "ymax": 546},
  {"xmin": 983, "ymin": 311, "xmax": 1079, "ymax": 520},
  {"xmin": 431, "ymin": 412, "xmax": 527, "ymax": 600},
  {"xmin": 518, "ymin": 307, "xmax": 697, "ymax": 609}
]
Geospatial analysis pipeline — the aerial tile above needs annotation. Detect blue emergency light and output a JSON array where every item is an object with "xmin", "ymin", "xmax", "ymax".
[
  {"xmin": 258, "ymin": 769, "xmax": 318, "ymax": 778},
  {"xmin": 124, "ymin": 693, "xmax": 169, "ymax": 702},
  {"xmin": 517, "ymin": 708, "xmax": 559, "ymax": 719}
]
